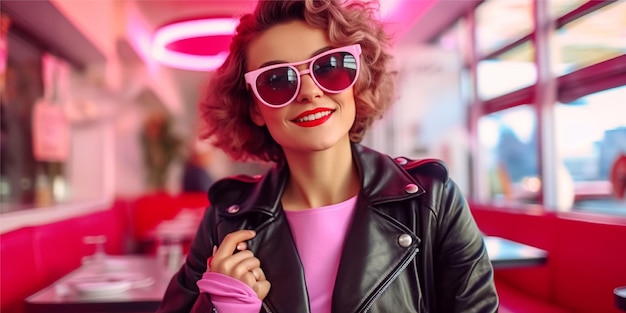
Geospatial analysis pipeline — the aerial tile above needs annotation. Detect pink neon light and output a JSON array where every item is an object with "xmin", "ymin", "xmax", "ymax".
[
  {"xmin": 151, "ymin": 18, "xmax": 239, "ymax": 71},
  {"xmin": 151, "ymin": 1, "xmax": 404, "ymax": 71}
]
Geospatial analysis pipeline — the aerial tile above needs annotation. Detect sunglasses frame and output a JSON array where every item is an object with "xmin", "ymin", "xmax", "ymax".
[{"xmin": 244, "ymin": 44, "xmax": 362, "ymax": 108}]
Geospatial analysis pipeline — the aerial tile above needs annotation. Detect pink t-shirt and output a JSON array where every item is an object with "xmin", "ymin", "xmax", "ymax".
[
  {"xmin": 197, "ymin": 196, "xmax": 357, "ymax": 313},
  {"xmin": 284, "ymin": 196, "xmax": 357, "ymax": 313}
]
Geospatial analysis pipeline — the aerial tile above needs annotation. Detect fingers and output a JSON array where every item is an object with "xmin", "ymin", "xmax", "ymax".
[
  {"xmin": 253, "ymin": 280, "xmax": 271, "ymax": 300},
  {"xmin": 206, "ymin": 245, "xmax": 218, "ymax": 269},
  {"xmin": 241, "ymin": 269, "xmax": 258, "ymax": 287},
  {"xmin": 251, "ymin": 267, "xmax": 265, "ymax": 281},
  {"xmin": 208, "ymin": 229, "xmax": 271, "ymax": 300},
  {"xmin": 213, "ymin": 230, "xmax": 256, "ymax": 260},
  {"xmin": 217, "ymin": 251, "xmax": 258, "ymax": 276},
  {"xmin": 248, "ymin": 267, "xmax": 270, "ymax": 301}
]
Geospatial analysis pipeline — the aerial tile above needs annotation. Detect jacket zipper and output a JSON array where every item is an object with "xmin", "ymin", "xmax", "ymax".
[
  {"xmin": 357, "ymin": 248, "xmax": 419, "ymax": 312},
  {"xmin": 262, "ymin": 302, "xmax": 272, "ymax": 313}
]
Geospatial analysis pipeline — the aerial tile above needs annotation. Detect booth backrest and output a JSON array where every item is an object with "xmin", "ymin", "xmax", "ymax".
[
  {"xmin": 470, "ymin": 203, "xmax": 626, "ymax": 313},
  {"xmin": 1, "ymin": 193, "xmax": 208, "ymax": 313},
  {"xmin": 0, "ymin": 200, "xmax": 130, "ymax": 313},
  {"xmin": 130, "ymin": 192, "xmax": 208, "ymax": 242},
  {"xmin": 0, "ymin": 227, "xmax": 44, "ymax": 313},
  {"xmin": 552, "ymin": 215, "xmax": 626, "ymax": 313}
]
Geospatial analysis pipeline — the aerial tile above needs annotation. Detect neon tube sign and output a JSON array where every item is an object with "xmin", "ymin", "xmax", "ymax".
[{"xmin": 151, "ymin": 18, "xmax": 238, "ymax": 71}]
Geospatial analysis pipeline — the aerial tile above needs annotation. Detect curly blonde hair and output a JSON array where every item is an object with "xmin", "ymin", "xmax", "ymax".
[{"xmin": 198, "ymin": 0, "xmax": 396, "ymax": 163}]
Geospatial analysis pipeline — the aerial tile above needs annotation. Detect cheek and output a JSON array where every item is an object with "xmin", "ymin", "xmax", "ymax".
[
  {"xmin": 249, "ymin": 101, "xmax": 267, "ymax": 126},
  {"xmin": 254, "ymin": 104, "xmax": 291, "ymax": 131},
  {"xmin": 337, "ymin": 90, "xmax": 357, "ymax": 117}
]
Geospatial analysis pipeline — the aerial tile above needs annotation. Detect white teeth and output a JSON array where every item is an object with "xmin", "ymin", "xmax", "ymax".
[{"xmin": 295, "ymin": 110, "xmax": 332, "ymax": 122}]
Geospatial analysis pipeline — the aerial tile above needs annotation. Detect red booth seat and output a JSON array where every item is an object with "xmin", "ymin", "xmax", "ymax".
[
  {"xmin": 0, "ymin": 200, "xmax": 129, "ymax": 313},
  {"xmin": 0, "ymin": 193, "xmax": 208, "ymax": 313},
  {"xmin": 130, "ymin": 192, "xmax": 208, "ymax": 253},
  {"xmin": 0, "ymin": 227, "xmax": 44, "ymax": 313},
  {"xmin": 470, "ymin": 202, "xmax": 626, "ymax": 313},
  {"xmin": 496, "ymin": 280, "xmax": 571, "ymax": 313}
]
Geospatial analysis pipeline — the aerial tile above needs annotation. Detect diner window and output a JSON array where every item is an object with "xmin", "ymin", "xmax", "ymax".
[
  {"xmin": 555, "ymin": 1, "xmax": 626, "ymax": 75},
  {"xmin": 477, "ymin": 40, "xmax": 535, "ymax": 100},
  {"xmin": 478, "ymin": 105, "xmax": 539, "ymax": 204},
  {"xmin": 467, "ymin": 0, "xmax": 626, "ymax": 216},
  {"xmin": 476, "ymin": 0, "xmax": 532, "ymax": 57},
  {"xmin": 555, "ymin": 86, "xmax": 626, "ymax": 215},
  {"xmin": 548, "ymin": 0, "xmax": 587, "ymax": 18}
]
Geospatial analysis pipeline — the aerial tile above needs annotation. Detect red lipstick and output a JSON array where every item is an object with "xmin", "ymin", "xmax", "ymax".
[{"xmin": 292, "ymin": 108, "xmax": 335, "ymax": 127}]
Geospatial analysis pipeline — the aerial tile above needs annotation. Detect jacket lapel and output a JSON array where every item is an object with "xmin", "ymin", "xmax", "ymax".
[
  {"xmin": 250, "ymin": 213, "xmax": 311, "ymax": 313},
  {"xmin": 218, "ymin": 164, "xmax": 312, "ymax": 313},
  {"xmin": 330, "ymin": 144, "xmax": 424, "ymax": 312},
  {"xmin": 331, "ymin": 196, "xmax": 421, "ymax": 313}
]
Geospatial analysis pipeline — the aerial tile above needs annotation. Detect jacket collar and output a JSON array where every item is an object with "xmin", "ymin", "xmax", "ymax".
[{"xmin": 229, "ymin": 143, "xmax": 425, "ymax": 218}]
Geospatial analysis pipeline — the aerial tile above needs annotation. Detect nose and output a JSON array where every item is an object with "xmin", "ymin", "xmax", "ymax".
[{"xmin": 296, "ymin": 69, "xmax": 323, "ymax": 103}]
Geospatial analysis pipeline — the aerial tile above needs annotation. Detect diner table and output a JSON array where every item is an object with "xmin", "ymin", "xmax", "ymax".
[
  {"xmin": 484, "ymin": 236, "xmax": 548, "ymax": 269},
  {"xmin": 24, "ymin": 255, "xmax": 176, "ymax": 313},
  {"xmin": 24, "ymin": 236, "xmax": 547, "ymax": 312}
]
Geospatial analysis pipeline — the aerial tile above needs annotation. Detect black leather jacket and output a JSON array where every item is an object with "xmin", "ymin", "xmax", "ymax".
[{"xmin": 157, "ymin": 143, "xmax": 498, "ymax": 313}]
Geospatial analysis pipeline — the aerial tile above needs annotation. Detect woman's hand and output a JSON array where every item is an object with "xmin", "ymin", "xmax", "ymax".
[{"xmin": 208, "ymin": 230, "xmax": 271, "ymax": 300}]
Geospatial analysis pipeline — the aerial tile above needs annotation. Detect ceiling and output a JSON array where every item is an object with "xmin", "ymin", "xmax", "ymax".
[
  {"xmin": 2, "ymin": 0, "xmax": 479, "ymax": 118},
  {"xmin": 127, "ymin": 0, "xmax": 480, "ymax": 116},
  {"xmin": 123, "ymin": 0, "xmax": 444, "ymax": 115}
]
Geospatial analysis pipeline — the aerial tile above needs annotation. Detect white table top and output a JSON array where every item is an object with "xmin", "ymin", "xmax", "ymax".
[{"xmin": 25, "ymin": 255, "xmax": 176, "ymax": 313}]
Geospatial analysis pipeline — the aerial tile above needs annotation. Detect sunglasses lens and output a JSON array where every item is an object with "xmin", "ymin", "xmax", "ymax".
[
  {"xmin": 313, "ymin": 52, "xmax": 358, "ymax": 92},
  {"xmin": 256, "ymin": 67, "xmax": 298, "ymax": 106}
]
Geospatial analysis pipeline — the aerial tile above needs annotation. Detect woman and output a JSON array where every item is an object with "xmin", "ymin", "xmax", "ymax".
[{"xmin": 157, "ymin": 0, "xmax": 498, "ymax": 312}]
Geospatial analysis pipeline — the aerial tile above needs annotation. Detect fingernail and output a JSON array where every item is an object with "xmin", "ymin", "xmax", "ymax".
[
  {"xmin": 249, "ymin": 230, "xmax": 256, "ymax": 236},
  {"xmin": 237, "ymin": 242, "xmax": 246, "ymax": 250}
]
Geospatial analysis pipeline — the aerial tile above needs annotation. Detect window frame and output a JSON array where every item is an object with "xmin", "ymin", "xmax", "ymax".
[{"xmin": 467, "ymin": 0, "xmax": 626, "ymax": 214}]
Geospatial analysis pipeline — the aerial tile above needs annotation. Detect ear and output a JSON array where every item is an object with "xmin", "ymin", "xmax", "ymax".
[{"xmin": 249, "ymin": 102, "xmax": 266, "ymax": 126}]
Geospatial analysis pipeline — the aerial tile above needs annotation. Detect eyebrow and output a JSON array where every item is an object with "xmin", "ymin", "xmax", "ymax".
[{"xmin": 257, "ymin": 46, "xmax": 333, "ymax": 69}]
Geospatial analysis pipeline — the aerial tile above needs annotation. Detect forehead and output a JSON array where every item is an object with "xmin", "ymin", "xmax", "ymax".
[{"xmin": 246, "ymin": 20, "xmax": 331, "ymax": 71}]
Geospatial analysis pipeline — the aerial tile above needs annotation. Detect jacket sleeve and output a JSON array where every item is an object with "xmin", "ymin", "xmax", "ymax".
[
  {"xmin": 156, "ymin": 206, "xmax": 218, "ymax": 313},
  {"xmin": 433, "ymin": 179, "xmax": 499, "ymax": 313}
]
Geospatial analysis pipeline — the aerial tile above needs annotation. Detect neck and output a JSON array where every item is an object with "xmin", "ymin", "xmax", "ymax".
[{"xmin": 281, "ymin": 141, "xmax": 360, "ymax": 211}]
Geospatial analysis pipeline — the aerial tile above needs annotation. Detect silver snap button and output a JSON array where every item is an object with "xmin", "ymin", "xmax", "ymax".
[
  {"xmin": 395, "ymin": 157, "xmax": 408, "ymax": 165},
  {"xmin": 227, "ymin": 205, "xmax": 240, "ymax": 214},
  {"xmin": 405, "ymin": 184, "xmax": 419, "ymax": 194},
  {"xmin": 398, "ymin": 234, "xmax": 413, "ymax": 248}
]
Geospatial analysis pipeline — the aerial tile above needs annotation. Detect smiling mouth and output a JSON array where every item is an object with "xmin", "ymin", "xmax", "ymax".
[{"xmin": 293, "ymin": 110, "xmax": 335, "ymax": 123}]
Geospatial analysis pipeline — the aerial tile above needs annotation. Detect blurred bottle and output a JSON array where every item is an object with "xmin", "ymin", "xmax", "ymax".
[
  {"xmin": 157, "ymin": 235, "xmax": 184, "ymax": 272},
  {"xmin": 82, "ymin": 235, "xmax": 107, "ymax": 267},
  {"xmin": 35, "ymin": 173, "xmax": 53, "ymax": 207}
]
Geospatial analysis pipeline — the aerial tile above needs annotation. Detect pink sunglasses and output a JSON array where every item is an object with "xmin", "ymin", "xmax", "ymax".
[{"xmin": 244, "ymin": 44, "xmax": 362, "ymax": 108}]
